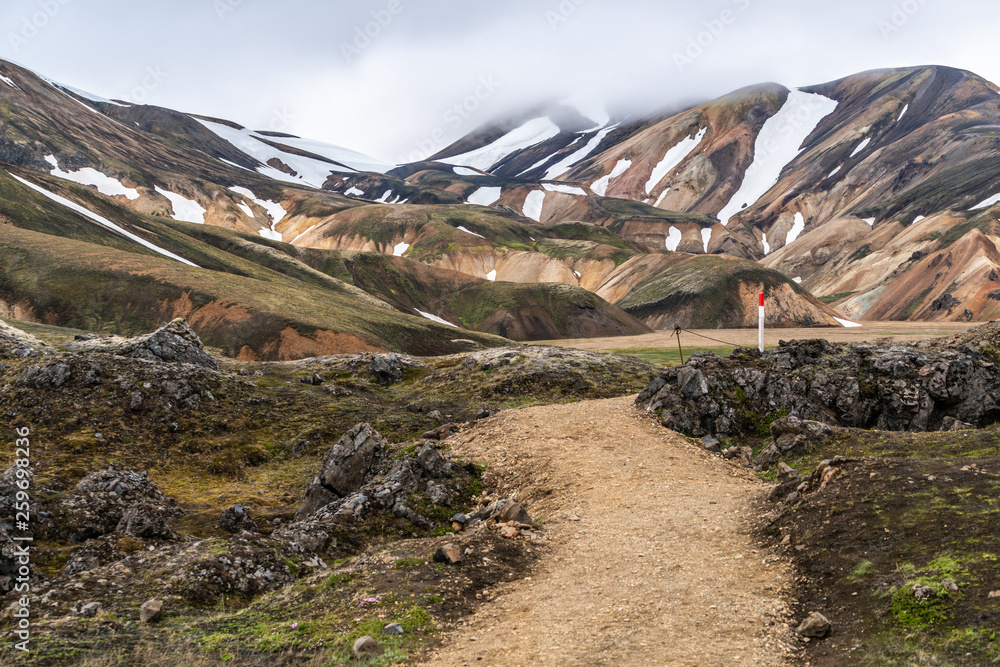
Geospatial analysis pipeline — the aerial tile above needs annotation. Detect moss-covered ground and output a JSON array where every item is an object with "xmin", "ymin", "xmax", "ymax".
[{"xmin": 761, "ymin": 425, "xmax": 1000, "ymax": 665}]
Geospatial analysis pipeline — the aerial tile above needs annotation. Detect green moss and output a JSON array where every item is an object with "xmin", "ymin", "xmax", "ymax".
[
  {"xmin": 819, "ymin": 292, "xmax": 856, "ymax": 304},
  {"xmin": 733, "ymin": 387, "xmax": 789, "ymax": 437},
  {"xmin": 595, "ymin": 197, "xmax": 716, "ymax": 226},
  {"xmin": 890, "ymin": 578, "xmax": 954, "ymax": 631},
  {"xmin": 903, "ymin": 287, "xmax": 934, "ymax": 318}
]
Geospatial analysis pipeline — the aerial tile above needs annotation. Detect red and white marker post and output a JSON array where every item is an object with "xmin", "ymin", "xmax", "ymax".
[{"xmin": 758, "ymin": 292, "xmax": 765, "ymax": 353}]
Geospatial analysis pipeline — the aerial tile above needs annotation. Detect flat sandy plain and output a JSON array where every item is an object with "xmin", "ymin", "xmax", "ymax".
[{"xmin": 539, "ymin": 321, "xmax": 977, "ymax": 353}]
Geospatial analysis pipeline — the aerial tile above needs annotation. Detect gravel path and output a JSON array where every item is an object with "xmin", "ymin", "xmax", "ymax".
[{"xmin": 418, "ymin": 397, "xmax": 798, "ymax": 666}]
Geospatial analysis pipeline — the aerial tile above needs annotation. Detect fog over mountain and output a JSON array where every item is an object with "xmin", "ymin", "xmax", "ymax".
[{"xmin": 3, "ymin": 0, "xmax": 999, "ymax": 161}]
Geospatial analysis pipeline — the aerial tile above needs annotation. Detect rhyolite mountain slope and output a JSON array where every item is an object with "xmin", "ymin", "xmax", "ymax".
[
  {"xmin": 18, "ymin": 60, "xmax": 1000, "ymax": 334},
  {"xmin": 427, "ymin": 66, "xmax": 1000, "ymax": 322},
  {"xmin": 0, "ymin": 58, "xmax": 847, "ymax": 345}
]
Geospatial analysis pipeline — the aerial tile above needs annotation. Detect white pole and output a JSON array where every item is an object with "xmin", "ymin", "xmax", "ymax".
[{"xmin": 758, "ymin": 292, "xmax": 765, "ymax": 353}]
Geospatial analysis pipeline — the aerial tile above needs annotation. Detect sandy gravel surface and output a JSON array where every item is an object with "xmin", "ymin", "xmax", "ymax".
[
  {"xmin": 418, "ymin": 398, "xmax": 799, "ymax": 666},
  {"xmin": 541, "ymin": 321, "xmax": 975, "ymax": 353}
]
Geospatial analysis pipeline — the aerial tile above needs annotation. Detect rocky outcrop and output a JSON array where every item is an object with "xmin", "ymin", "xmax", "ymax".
[
  {"xmin": 173, "ymin": 536, "xmax": 319, "ymax": 604},
  {"xmin": 68, "ymin": 319, "xmax": 217, "ymax": 369},
  {"xmin": 116, "ymin": 502, "xmax": 177, "ymax": 540},
  {"xmin": 279, "ymin": 424, "xmax": 471, "ymax": 554},
  {"xmin": 61, "ymin": 469, "xmax": 179, "ymax": 542},
  {"xmin": 218, "ymin": 504, "xmax": 259, "ymax": 534},
  {"xmin": 369, "ymin": 353, "xmax": 406, "ymax": 385},
  {"xmin": 754, "ymin": 416, "xmax": 838, "ymax": 469},
  {"xmin": 637, "ymin": 337, "xmax": 1000, "ymax": 438},
  {"xmin": 295, "ymin": 423, "xmax": 389, "ymax": 520},
  {"xmin": 0, "ymin": 320, "xmax": 49, "ymax": 358}
]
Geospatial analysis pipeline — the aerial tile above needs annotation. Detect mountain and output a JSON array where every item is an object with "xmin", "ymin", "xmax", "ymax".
[
  {"xmin": 10, "ymin": 59, "xmax": 1000, "ymax": 345},
  {"xmin": 424, "ymin": 66, "xmax": 1000, "ymax": 323},
  {"xmin": 0, "ymin": 58, "xmax": 851, "ymax": 352}
]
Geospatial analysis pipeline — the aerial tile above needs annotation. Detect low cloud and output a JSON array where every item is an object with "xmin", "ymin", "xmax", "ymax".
[{"xmin": 2, "ymin": 0, "xmax": 997, "ymax": 161}]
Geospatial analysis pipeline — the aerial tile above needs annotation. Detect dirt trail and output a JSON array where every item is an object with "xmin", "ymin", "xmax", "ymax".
[{"xmin": 418, "ymin": 398, "xmax": 798, "ymax": 667}]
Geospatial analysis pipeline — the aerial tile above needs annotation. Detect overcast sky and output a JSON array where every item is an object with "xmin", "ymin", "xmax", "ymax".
[{"xmin": 3, "ymin": 0, "xmax": 998, "ymax": 163}]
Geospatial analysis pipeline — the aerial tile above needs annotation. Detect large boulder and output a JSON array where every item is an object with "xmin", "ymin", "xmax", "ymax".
[
  {"xmin": 369, "ymin": 354, "xmax": 405, "ymax": 385},
  {"xmin": 417, "ymin": 443, "xmax": 452, "ymax": 478},
  {"xmin": 280, "ymin": 429, "xmax": 469, "ymax": 554},
  {"xmin": 295, "ymin": 424, "xmax": 387, "ymax": 520},
  {"xmin": 120, "ymin": 319, "xmax": 217, "ymax": 368}
]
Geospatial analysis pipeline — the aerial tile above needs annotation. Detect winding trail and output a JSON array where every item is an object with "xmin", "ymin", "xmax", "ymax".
[{"xmin": 418, "ymin": 398, "xmax": 798, "ymax": 666}]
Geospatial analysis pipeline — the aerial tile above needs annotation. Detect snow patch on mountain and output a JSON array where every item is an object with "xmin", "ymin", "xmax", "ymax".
[
  {"xmin": 45, "ymin": 155, "xmax": 140, "ymax": 200},
  {"xmin": 155, "ymin": 187, "xmax": 206, "ymax": 224},
  {"xmin": 456, "ymin": 226, "xmax": 485, "ymax": 239},
  {"xmin": 440, "ymin": 117, "xmax": 561, "ymax": 171},
  {"xmin": 0, "ymin": 74, "xmax": 18, "ymax": 89},
  {"xmin": 971, "ymin": 192, "xmax": 1000, "ymax": 210},
  {"xmin": 522, "ymin": 190, "xmax": 546, "ymax": 222},
  {"xmin": 644, "ymin": 127, "xmax": 706, "ymax": 195},
  {"xmin": 543, "ymin": 125, "xmax": 617, "ymax": 180},
  {"xmin": 237, "ymin": 202, "xmax": 254, "ymax": 217},
  {"xmin": 850, "ymin": 137, "xmax": 872, "ymax": 158},
  {"xmin": 762, "ymin": 232, "xmax": 771, "ymax": 255},
  {"xmin": 486, "ymin": 269, "xmax": 497, "ymax": 281},
  {"xmin": 665, "ymin": 226, "xmax": 682, "ymax": 252},
  {"xmin": 56, "ymin": 82, "xmax": 128, "ymax": 108},
  {"xmin": 834, "ymin": 316, "xmax": 862, "ymax": 328},
  {"xmin": 220, "ymin": 158, "xmax": 252, "ymax": 172},
  {"xmin": 453, "ymin": 166, "xmax": 481, "ymax": 176},
  {"xmin": 260, "ymin": 134, "xmax": 393, "ymax": 174},
  {"xmin": 897, "ymin": 104, "xmax": 909, "ymax": 121},
  {"xmin": 542, "ymin": 183, "xmax": 587, "ymax": 196},
  {"xmin": 290, "ymin": 225, "xmax": 318, "ymax": 245},
  {"xmin": 701, "ymin": 228, "xmax": 712, "ymax": 254},
  {"xmin": 591, "ymin": 159, "xmax": 632, "ymax": 197},
  {"xmin": 230, "ymin": 187, "xmax": 287, "ymax": 227},
  {"xmin": 716, "ymin": 90, "xmax": 838, "ymax": 225},
  {"xmin": 416, "ymin": 310, "xmax": 458, "ymax": 328},
  {"xmin": 828, "ymin": 165, "xmax": 841, "ymax": 178},
  {"xmin": 198, "ymin": 119, "xmax": 390, "ymax": 188},
  {"xmin": 467, "ymin": 186, "xmax": 502, "ymax": 206},
  {"xmin": 10, "ymin": 173, "xmax": 197, "ymax": 266},
  {"xmin": 345, "ymin": 187, "xmax": 365, "ymax": 197},
  {"xmin": 393, "ymin": 242, "xmax": 410, "ymax": 257},
  {"xmin": 786, "ymin": 213, "xmax": 806, "ymax": 245}
]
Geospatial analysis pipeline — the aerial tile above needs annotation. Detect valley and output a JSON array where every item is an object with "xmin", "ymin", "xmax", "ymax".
[{"xmin": 2, "ymin": 49, "xmax": 1000, "ymax": 667}]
